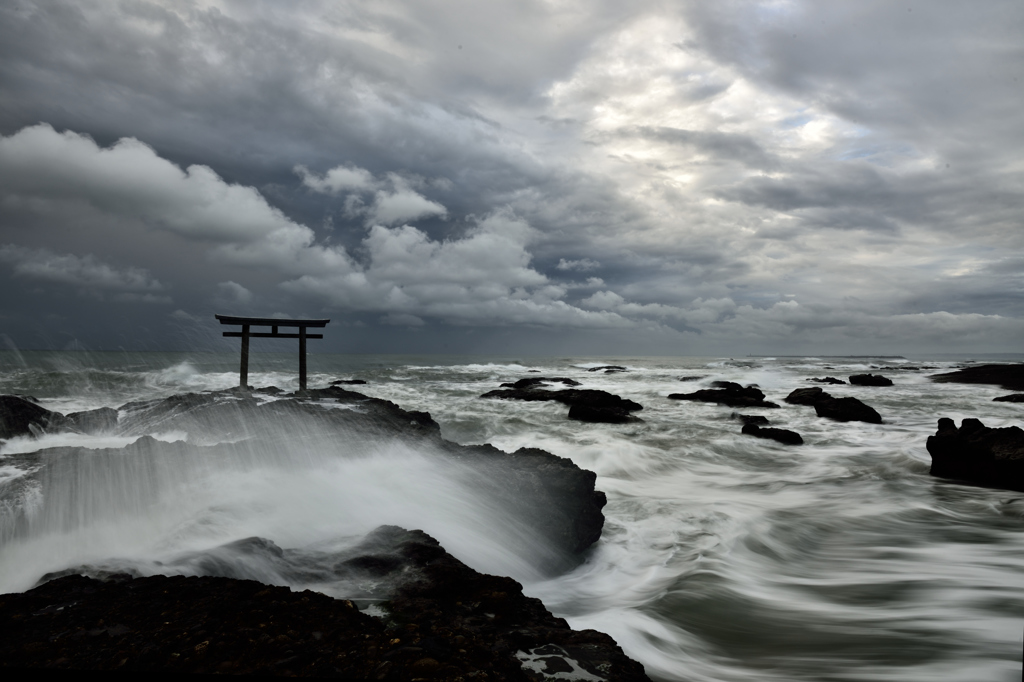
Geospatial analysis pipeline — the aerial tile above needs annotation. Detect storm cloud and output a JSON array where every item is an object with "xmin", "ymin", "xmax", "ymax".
[{"xmin": 0, "ymin": 0, "xmax": 1021, "ymax": 354}]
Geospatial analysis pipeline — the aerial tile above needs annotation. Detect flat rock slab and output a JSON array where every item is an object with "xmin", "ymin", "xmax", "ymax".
[
  {"xmin": 808, "ymin": 377, "xmax": 846, "ymax": 384},
  {"xmin": 926, "ymin": 418, "xmax": 1024, "ymax": 492},
  {"xmin": 482, "ymin": 387, "xmax": 642, "ymax": 412},
  {"xmin": 0, "ymin": 527, "xmax": 650, "ymax": 681},
  {"xmin": 668, "ymin": 382, "xmax": 779, "ymax": 409},
  {"xmin": 930, "ymin": 364, "xmax": 1024, "ymax": 392},
  {"xmin": 499, "ymin": 377, "xmax": 581, "ymax": 389}
]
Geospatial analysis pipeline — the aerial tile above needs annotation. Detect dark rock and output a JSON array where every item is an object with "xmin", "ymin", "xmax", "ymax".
[
  {"xmin": 731, "ymin": 413, "xmax": 770, "ymax": 425},
  {"xmin": 677, "ymin": 375, "xmax": 706, "ymax": 382},
  {"xmin": 567, "ymin": 404, "xmax": 643, "ymax": 424},
  {"xmin": 815, "ymin": 397, "xmax": 882, "ymax": 424},
  {"xmin": 808, "ymin": 377, "xmax": 846, "ymax": 385},
  {"xmin": 741, "ymin": 423, "xmax": 803, "ymax": 445},
  {"xmin": 785, "ymin": 387, "xmax": 829, "ymax": 405},
  {"xmin": 926, "ymin": 418, "xmax": 1024, "ymax": 491},
  {"xmin": 994, "ymin": 394, "xmax": 1024, "ymax": 403},
  {"xmin": 0, "ymin": 395, "xmax": 71, "ymax": 439},
  {"xmin": 499, "ymin": 377, "xmax": 581, "ymax": 389},
  {"xmin": 849, "ymin": 374, "xmax": 894, "ymax": 387},
  {"xmin": 330, "ymin": 379, "xmax": 367, "ymax": 385},
  {"xmin": 482, "ymin": 387, "xmax": 642, "ymax": 413},
  {"xmin": 587, "ymin": 365, "xmax": 626, "ymax": 372},
  {"xmin": 0, "ymin": 527, "xmax": 650, "ymax": 680},
  {"xmin": 65, "ymin": 407, "xmax": 119, "ymax": 435},
  {"xmin": 254, "ymin": 386, "xmax": 284, "ymax": 394},
  {"xmin": 930, "ymin": 364, "xmax": 1024, "ymax": 392},
  {"xmin": 668, "ymin": 384, "xmax": 779, "ymax": 409}
]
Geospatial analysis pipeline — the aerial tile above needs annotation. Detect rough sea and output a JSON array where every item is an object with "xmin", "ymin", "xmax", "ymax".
[{"xmin": 1, "ymin": 350, "xmax": 1022, "ymax": 681}]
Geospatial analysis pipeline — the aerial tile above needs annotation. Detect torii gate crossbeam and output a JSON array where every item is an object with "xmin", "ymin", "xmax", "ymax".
[{"xmin": 215, "ymin": 314, "xmax": 330, "ymax": 391}]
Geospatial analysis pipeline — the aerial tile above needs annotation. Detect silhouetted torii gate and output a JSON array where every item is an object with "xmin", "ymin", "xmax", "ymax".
[{"xmin": 215, "ymin": 314, "xmax": 330, "ymax": 391}]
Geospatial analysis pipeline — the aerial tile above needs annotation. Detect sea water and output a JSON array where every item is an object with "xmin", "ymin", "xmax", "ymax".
[{"xmin": 1, "ymin": 350, "xmax": 1022, "ymax": 681}]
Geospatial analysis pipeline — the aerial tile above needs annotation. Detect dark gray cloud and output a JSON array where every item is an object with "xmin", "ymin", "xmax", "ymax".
[{"xmin": 0, "ymin": 0, "xmax": 1021, "ymax": 354}]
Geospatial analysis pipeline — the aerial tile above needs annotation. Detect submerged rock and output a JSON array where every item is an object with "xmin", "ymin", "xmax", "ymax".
[
  {"xmin": 926, "ymin": 418, "xmax": 1024, "ymax": 491},
  {"xmin": 849, "ymin": 374, "xmax": 893, "ymax": 387},
  {"xmin": 0, "ymin": 395, "xmax": 71, "ymax": 439},
  {"xmin": 731, "ymin": 413, "xmax": 770, "ymax": 425},
  {"xmin": 0, "ymin": 526, "xmax": 650, "ymax": 680},
  {"xmin": 587, "ymin": 365, "xmax": 627, "ymax": 373},
  {"xmin": 930, "ymin": 364, "xmax": 1024, "ymax": 392},
  {"xmin": 994, "ymin": 394, "xmax": 1024, "ymax": 403},
  {"xmin": 808, "ymin": 377, "xmax": 846, "ymax": 385},
  {"xmin": 499, "ymin": 377, "xmax": 581, "ymax": 389},
  {"xmin": 669, "ymin": 383, "xmax": 779, "ymax": 409},
  {"xmin": 741, "ymin": 423, "xmax": 803, "ymax": 445}
]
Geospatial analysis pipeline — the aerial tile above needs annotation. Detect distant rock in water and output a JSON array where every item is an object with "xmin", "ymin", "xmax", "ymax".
[
  {"xmin": 849, "ymin": 373, "xmax": 893, "ymax": 386},
  {"xmin": 0, "ymin": 395, "xmax": 71, "ymax": 440},
  {"xmin": 808, "ymin": 377, "xmax": 846, "ymax": 385},
  {"xmin": 587, "ymin": 365, "xmax": 627, "ymax": 373},
  {"xmin": 784, "ymin": 387, "xmax": 882, "ymax": 423},
  {"xmin": 568, "ymin": 404, "xmax": 643, "ymax": 424},
  {"xmin": 785, "ymin": 387, "xmax": 828, "ymax": 406},
  {"xmin": 926, "ymin": 418, "xmax": 1024, "ymax": 492},
  {"xmin": 731, "ymin": 413, "xmax": 770, "ymax": 425},
  {"xmin": 669, "ymin": 382, "xmax": 779, "ymax": 409},
  {"xmin": 499, "ymin": 377, "xmax": 581, "ymax": 389},
  {"xmin": 994, "ymin": 394, "xmax": 1024, "ymax": 403},
  {"xmin": 930, "ymin": 364, "xmax": 1024, "ymax": 392},
  {"xmin": 741, "ymin": 423, "xmax": 803, "ymax": 445},
  {"xmin": 677, "ymin": 375, "xmax": 706, "ymax": 382},
  {"xmin": 330, "ymin": 379, "xmax": 367, "ymax": 385},
  {"xmin": 482, "ymin": 386, "xmax": 642, "ymax": 413},
  {"xmin": 0, "ymin": 526, "xmax": 650, "ymax": 680}
]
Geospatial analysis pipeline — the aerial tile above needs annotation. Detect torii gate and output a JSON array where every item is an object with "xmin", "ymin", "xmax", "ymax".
[{"xmin": 215, "ymin": 314, "xmax": 330, "ymax": 391}]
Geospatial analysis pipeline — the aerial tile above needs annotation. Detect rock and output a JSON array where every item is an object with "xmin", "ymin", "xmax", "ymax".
[
  {"xmin": 930, "ymin": 364, "xmax": 1024, "ymax": 392},
  {"xmin": 668, "ymin": 383, "xmax": 779, "ymax": 409},
  {"xmin": 808, "ymin": 377, "xmax": 846, "ymax": 385},
  {"xmin": 741, "ymin": 423, "xmax": 803, "ymax": 445},
  {"xmin": 0, "ymin": 395, "xmax": 71, "ymax": 439},
  {"xmin": 926, "ymin": 418, "xmax": 1024, "ymax": 491},
  {"xmin": 849, "ymin": 374, "xmax": 893, "ymax": 386},
  {"xmin": 567, "ymin": 404, "xmax": 643, "ymax": 424},
  {"xmin": 0, "ymin": 527, "xmax": 650, "ymax": 680},
  {"xmin": 677, "ymin": 375, "xmax": 706, "ymax": 382},
  {"xmin": 65, "ymin": 407, "xmax": 119, "ymax": 435},
  {"xmin": 499, "ymin": 377, "xmax": 581, "ymax": 389},
  {"xmin": 785, "ymin": 387, "xmax": 828, "ymax": 405},
  {"xmin": 587, "ymin": 365, "xmax": 626, "ymax": 372},
  {"xmin": 330, "ymin": 379, "xmax": 367, "ymax": 385},
  {"xmin": 815, "ymin": 397, "xmax": 882, "ymax": 424},
  {"xmin": 731, "ymin": 413, "xmax": 770, "ymax": 425},
  {"xmin": 994, "ymin": 394, "xmax": 1024, "ymax": 403},
  {"xmin": 482, "ymin": 387, "xmax": 642, "ymax": 413}
]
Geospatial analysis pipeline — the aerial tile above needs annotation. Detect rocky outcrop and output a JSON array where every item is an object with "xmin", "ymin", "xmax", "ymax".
[
  {"xmin": 587, "ymin": 365, "xmax": 627, "ymax": 373},
  {"xmin": 0, "ymin": 395, "xmax": 71, "ymax": 440},
  {"xmin": 926, "ymin": 418, "xmax": 1024, "ymax": 491},
  {"xmin": 330, "ymin": 379, "xmax": 367, "ymax": 385},
  {"xmin": 499, "ymin": 377, "xmax": 581, "ymax": 389},
  {"xmin": 0, "ymin": 527, "xmax": 650, "ymax": 680},
  {"xmin": 784, "ymin": 388, "xmax": 882, "ymax": 423},
  {"xmin": 808, "ymin": 377, "xmax": 846, "ymax": 385},
  {"xmin": 677, "ymin": 375, "xmax": 706, "ymax": 382},
  {"xmin": 741, "ymin": 424, "xmax": 803, "ymax": 445},
  {"xmin": 568, "ymin": 404, "xmax": 643, "ymax": 424},
  {"xmin": 994, "ymin": 394, "xmax": 1024, "ymax": 403},
  {"xmin": 930, "ymin": 364, "xmax": 1024, "ymax": 392},
  {"xmin": 849, "ymin": 374, "xmax": 893, "ymax": 387},
  {"xmin": 482, "ymin": 386, "xmax": 642, "ymax": 413},
  {"xmin": 668, "ymin": 382, "xmax": 779, "ymax": 409},
  {"xmin": 65, "ymin": 407, "xmax": 119, "ymax": 434}
]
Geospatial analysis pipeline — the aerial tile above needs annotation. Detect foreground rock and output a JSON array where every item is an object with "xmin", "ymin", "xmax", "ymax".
[
  {"xmin": 784, "ymin": 388, "xmax": 882, "ymax": 424},
  {"xmin": 930, "ymin": 364, "xmax": 1024, "ymax": 392},
  {"xmin": 668, "ymin": 382, "xmax": 779, "ymax": 409},
  {"xmin": 741, "ymin": 424, "xmax": 803, "ymax": 445},
  {"xmin": 568, "ymin": 404, "xmax": 643, "ymax": 424},
  {"xmin": 0, "ymin": 527, "xmax": 650, "ymax": 680},
  {"xmin": 994, "ymin": 394, "xmax": 1024, "ymax": 403},
  {"xmin": 926, "ymin": 418, "xmax": 1024, "ymax": 492},
  {"xmin": 849, "ymin": 374, "xmax": 893, "ymax": 387},
  {"xmin": 0, "ymin": 395, "xmax": 71, "ymax": 440}
]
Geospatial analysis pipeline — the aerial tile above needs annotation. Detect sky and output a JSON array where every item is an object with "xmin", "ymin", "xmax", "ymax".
[{"xmin": 0, "ymin": 0, "xmax": 1022, "ymax": 356}]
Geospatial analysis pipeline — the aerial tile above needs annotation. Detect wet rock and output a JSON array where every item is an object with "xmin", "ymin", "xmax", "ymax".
[
  {"xmin": 731, "ymin": 413, "xmax": 770, "ymax": 425},
  {"xmin": 677, "ymin": 375, "xmax": 706, "ymax": 382},
  {"xmin": 499, "ymin": 377, "xmax": 581, "ymax": 389},
  {"xmin": 254, "ymin": 386, "xmax": 284, "ymax": 395},
  {"xmin": 808, "ymin": 377, "xmax": 846, "ymax": 385},
  {"xmin": 587, "ymin": 365, "xmax": 627, "ymax": 372},
  {"xmin": 567, "ymin": 404, "xmax": 643, "ymax": 424},
  {"xmin": 65, "ymin": 407, "xmax": 119, "ymax": 435},
  {"xmin": 785, "ymin": 387, "xmax": 829, "ymax": 405},
  {"xmin": 930, "ymin": 364, "xmax": 1024, "ymax": 392},
  {"xmin": 994, "ymin": 394, "xmax": 1024, "ymax": 403},
  {"xmin": 482, "ymin": 387, "xmax": 642, "ymax": 413},
  {"xmin": 330, "ymin": 379, "xmax": 367, "ymax": 385},
  {"xmin": 669, "ymin": 383, "xmax": 779, "ymax": 409},
  {"xmin": 0, "ymin": 528, "xmax": 650, "ymax": 680},
  {"xmin": 0, "ymin": 395, "xmax": 71, "ymax": 439},
  {"xmin": 849, "ymin": 374, "xmax": 893, "ymax": 387},
  {"xmin": 926, "ymin": 418, "xmax": 1024, "ymax": 491},
  {"xmin": 815, "ymin": 397, "xmax": 882, "ymax": 424},
  {"xmin": 741, "ymin": 423, "xmax": 803, "ymax": 445}
]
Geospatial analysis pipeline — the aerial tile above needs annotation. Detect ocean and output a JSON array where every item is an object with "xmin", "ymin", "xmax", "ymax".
[{"xmin": 1, "ymin": 350, "xmax": 1022, "ymax": 681}]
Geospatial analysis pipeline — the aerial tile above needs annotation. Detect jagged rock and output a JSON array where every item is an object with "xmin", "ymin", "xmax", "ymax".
[
  {"xmin": 0, "ymin": 527, "xmax": 650, "ymax": 680},
  {"xmin": 741, "ymin": 423, "xmax": 803, "ymax": 445},
  {"xmin": 930, "ymin": 364, "xmax": 1024, "ymax": 392},
  {"xmin": 926, "ymin": 418, "xmax": 1024, "ymax": 491},
  {"xmin": 808, "ymin": 377, "xmax": 846, "ymax": 385},
  {"xmin": 499, "ymin": 377, "xmax": 581, "ymax": 389},
  {"xmin": 482, "ymin": 387, "xmax": 642, "ymax": 413},
  {"xmin": 0, "ymin": 395, "xmax": 71, "ymax": 439},
  {"xmin": 785, "ymin": 387, "xmax": 828, "ymax": 405},
  {"xmin": 815, "ymin": 397, "xmax": 882, "ymax": 424},
  {"xmin": 668, "ymin": 383, "xmax": 779, "ymax": 409},
  {"xmin": 849, "ymin": 374, "xmax": 893, "ymax": 386},
  {"xmin": 567, "ymin": 404, "xmax": 643, "ymax": 424},
  {"xmin": 65, "ymin": 407, "xmax": 119, "ymax": 435},
  {"xmin": 994, "ymin": 394, "xmax": 1024, "ymax": 403},
  {"xmin": 731, "ymin": 413, "xmax": 770, "ymax": 425},
  {"xmin": 330, "ymin": 379, "xmax": 367, "ymax": 385},
  {"xmin": 587, "ymin": 365, "xmax": 626, "ymax": 372}
]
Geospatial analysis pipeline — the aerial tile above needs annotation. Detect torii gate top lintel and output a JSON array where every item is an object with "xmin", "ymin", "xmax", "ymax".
[{"xmin": 215, "ymin": 314, "xmax": 331, "ymax": 391}]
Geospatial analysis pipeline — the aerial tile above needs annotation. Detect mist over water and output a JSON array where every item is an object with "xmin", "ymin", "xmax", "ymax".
[{"xmin": 2, "ymin": 351, "xmax": 1023, "ymax": 680}]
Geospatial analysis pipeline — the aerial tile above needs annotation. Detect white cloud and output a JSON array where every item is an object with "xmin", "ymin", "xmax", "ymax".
[
  {"xmin": 214, "ymin": 281, "xmax": 253, "ymax": 306},
  {"xmin": 296, "ymin": 165, "xmax": 447, "ymax": 226},
  {"xmin": 295, "ymin": 164, "xmax": 374, "ymax": 193},
  {"xmin": 557, "ymin": 258, "xmax": 601, "ymax": 271},
  {"xmin": 0, "ymin": 244, "xmax": 166, "ymax": 296}
]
